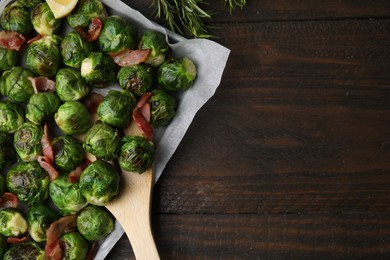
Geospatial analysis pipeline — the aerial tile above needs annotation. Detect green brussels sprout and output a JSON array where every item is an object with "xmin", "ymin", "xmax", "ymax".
[
  {"xmin": 55, "ymin": 68, "xmax": 90, "ymax": 102},
  {"xmin": 67, "ymin": 0, "xmax": 107, "ymax": 29},
  {"xmin": 26, "ymin": 203, "xmax": 60, "ymax": 243},
  {"xmin": 117, "ymin": 64, "xmax": 154, "ymax": 97},
  {"xmin": 80, "ymin": 52, "xmax": 118, "ymax": 87},
  {"xmin": 52, "ymin": 135, "xmax": 85, "ymax": 172},
  {"xmin": 0, "ymin": 208, "xmax": 28, "ymax": 237},
  {"xmin": 54, "ymin": 101, "xmax": 91, "ymax": 135},
  {"xmin": 149, "ymin": 89, "xmax": 177, "ymax": 127},
  {"xmin": 83, "ymin": 122, "xmax": 121, "ymax": 160},
  {"xmin": 0, "ymin": 132, "xmax": 17, "ymax": 169},
  {"xmin": 6, "ymin": 161, "xmax": 49, "ymax": 206},
  {"xmin": 3, "ymin": 241, "xmax": 45, "ymax": 260},
  {"xmin": 119, "ymin": 136, "xmax": 155, "ymax": 173},
  {"xmin": 13, "ymin": 122, "xmax": 43, "ymax": 162},
  {"xmin": 61, "ymin": 30, "xmax": 96, "ymax": 69},
  {"xmin": 0, "ymin": 234, "xmax": 7, "ymax": 259},
  {"xmin": 0, "ymin": 175, "xmax": 5, "ymax": 196},
  {"xmin": 49, "ymin": 174, "xmax": 88, "ymax": 215},
  {"xmin": 31, "ymin": 2, "xmax": 62, "ymax": 36},
  {"xmin": 0, "ymin": 47, "xmax": 17, "ymax": 71},
  {"xmin": 0, "ymin": 66, "xmax": 35, "ymax": 102},
  {"xmin": 17, "ymin": 0, "xmax": 43, "ymax": 9},
  {"xmin": 97, "ymin": 90, "xmax": 136, "ymax": 128},
  {"xmin": 0, "ymin": 100, "xmax": 25, "ymax": 134},
  {"xmin": 139, "ymin": 30, "xmax": 169, "ymax": 67},
  {"xmin": 60, "ymin": 232, "xmax": 88, "ymax": 259},
  {"xmin": 0, "ymin": 2, "xmax": 34, "ymax": 35},
  {"xmin": 98, "ymin": 15, "xmax": 138, "ymax": 53},
  {"xmin": 77, "ymin": 205, "xmax": 114, "ymax": 241},
  {"xmin": 158, "ymin": 57, "xmax": 197, "ymax": 92},
  {"xmin": 26, "ymin": 92, "xmax": 61, "ymax": 124},
  {"xmin": 79, "ymin": 159, "xmax": 119, "ymax": 206},
  {"xmin": 25, "ymin": 35, "xmax": 62, "ymax": 77}
]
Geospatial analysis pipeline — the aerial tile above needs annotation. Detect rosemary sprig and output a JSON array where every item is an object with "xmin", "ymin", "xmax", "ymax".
[{"xmin": 224, "ymin": 0, "xmax": 246, "ymax": 13}]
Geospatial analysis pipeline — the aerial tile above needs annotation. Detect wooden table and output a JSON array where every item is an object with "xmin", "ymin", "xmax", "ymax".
[{"xmin": 107, "ymin": 1, "xmax": 390, "ymax": 259}]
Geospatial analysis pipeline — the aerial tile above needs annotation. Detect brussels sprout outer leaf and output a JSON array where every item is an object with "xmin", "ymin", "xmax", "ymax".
[
  {"xmin": 77, "ymin": 205, "xmax": 114, "ymax": 241},
  {"xmin": 149, "ymin": 89, "xmax": 177, "ymax": 127},
  {"xmin": 56, "ymin": 68, "xmax": 91, "ymax": 102},
  {"xmin": 61, "ymin": 30, "xmax": 95, "ymax": 69},
  {"xmin": 26, "ymin": 92, "xmax": 61, "ymax": 124},
  {"xmin": 158, "ymin": 57, "xmax": 197, "ymax": 92},
  {"xmin": 52, "ymin": 135, "xmax": 85, "ymax": 172},
  {"xmin": 119, "ymin": 136, "xmax": 155, "ymax": 173},
  {"xmin": 54, "ymin": 101, "xmax": 91, "ymax": 135},
  {"xmin": 0, "ymin": 66, "xmax": 35, "ymax": 102},
  {"xmin": 117, "ymin": 64, "xmax": 154, "ymax": 97},
  {"xmin": 0, "ymin": 2, "xmax": 34, "ymax": 35}
]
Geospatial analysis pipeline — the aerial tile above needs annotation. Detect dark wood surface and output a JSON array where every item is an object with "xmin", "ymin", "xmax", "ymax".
[{"xmin": 107, "ymin": 1, "xmax": 390, "ymax": 259}]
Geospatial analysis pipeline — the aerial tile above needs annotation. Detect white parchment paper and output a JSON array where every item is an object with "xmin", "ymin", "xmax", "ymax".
[{"xmin": 0, "ymin": 0, "xmax": 230, "ymax": 258}]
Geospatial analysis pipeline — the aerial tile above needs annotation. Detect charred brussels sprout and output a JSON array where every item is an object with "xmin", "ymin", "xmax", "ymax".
[
  {"xmin": 6, "ymin": 161, "xmax": 49, "ymax": 206},
  {"xmin": 49, "ymin": 174, "xmax": 88, "ymax": 215},
  {"xmin": 83, "ymin": 122, "xmax": 121, "ymax": 160},
  {"xmin": 31, "ymin": 2, "xmax": 62, "ymax": 36},
  {"xmin": 150, "ymin": 89, "xmax": 177, "ymax": 127},
  {"xmin": 3, "ymin": 241, "xmax": 45, "ymax": 260},
  {"xmin": 25, "ymin": 35, "xmax": 62, "ymax": 77},
  {"xmin": 13, "ymin": 122, "xmax": 43, "ymax": 162},
  {"xmin": 139, "ymin": 30, "xmax": 169, "ymax": 67},
  {"xmin": 119, "ymin": 136, "xmax": 155, "ymax": 173},
  {"xmin": 79, "ymin": 159, "xmax": 119, "ymax": 206},
  {"xmin": 80, "ymin": 52, "xmax": 117, "ymax": 87},
  {"xmin": 54, "ymin": 101, "xmax": 91, "ymax": 135},
  {"xmin": 0, "ymin": 2, "xmax": 34, "ymax": 35},
  {"xmin": 0, "ymin": 48, "xmax": 17, "ymax": 71},
  {"xmin": 0, "ymin": 66, "xmax": 35, "ymax": 102},
  {"xmin": 67, "ymin": 0, "xmax": 107, "ymax": 29},
  {"xmin": 77, "ymin": 205, "xmax": 114, "ymax": 241},
  {"xmin": 0, "ymin": 208, "xmax": 28, "ymax": 237},
  {"xmin": 56, "ymin": 68, "xmax": 90, "ymax": 102},
  {"xmin": 0, "ymin": 132, "xmax": 17, "ymax": 169},
  {"xmin": 52, "ymin": 135, "xmax": 85, "ymax": 172},
  {"xmin": 17, "ymin": 0, "xmax": 43, "ymax": 9},
  {"xmin": 117, "ymin": 64, "xmax": 154, "ymax": 97},
  {"xmin": 97, "ymin": 90, "xmax": 136, "ymax": 128},
  {"xmin": 0, "ymin": 234, "xmax": 7, "ymax": 259},
  {"xmin": 61, "ymin": 30, "xmax": 95, "ymax": 69},
  {"xmin": 0, "ymin": 100, "xmax": 25, "ymax": 134},
  {"xmin": 27, "ymin": 204, "xmax": 59, "ymax": 242},
  {"xmin": 98, "ymin": 15, "xmax": 138, "ymax": 53},
  {"xmin": 158, "ymin": 57, "xmax": 197, "ymax": 92},
  {"xmin": 26, "ymin": 92, "xmax": 61, "ymax": 124},
  {"xmin": 60, "ymin": 232, "xmax": 88, "ymax": 259}
]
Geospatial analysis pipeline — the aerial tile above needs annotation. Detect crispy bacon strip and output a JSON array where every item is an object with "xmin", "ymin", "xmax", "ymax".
[
  {"xmin": 0, "ymin": 192, "xmax": 18, "ymax": 209},
  {"xmin": 42, "ymin": 123, "xmax": 54, "ymax": 163},
  {"xmin": 68, "ymin": 164, "xmax": 85, "ymax": 183},
  {"xmin": 29, "ymin": 76, "xmax": 56, "ymax": 93},
  {"xmin": 133, "ymin": 92, "xmax": 153, "ymax": 140},
  {"xmin": 7, "ymin": 234, "xmax": 30, "ymax": 244},
  {"xmin": 76, "ymin": 18, "xmax": 103, "ymax": 42},
  {"xmin": 38, "ymin": 156, "xmax": 58, "ymax": 181},
  {"xmin": 46, "ymin": 215, "xmax": 77, "ymax": 260},
  {"xmin": 83, "ymin": 92, "xmax": 104, "ymax": 114},
  {"xmin": 86, "ymin": 241, "xmax": 98, "ymax": 260},
  {"xmin": 111, "ymin": 49, "xmax": 151, "ymax": 67},
  {"xmin": 27, "ymin": 34, "xmax": 43, "ymax": 45},
  {"xmin": 0, "ymin": 30, "xmax": 26, "ymax": 51}
]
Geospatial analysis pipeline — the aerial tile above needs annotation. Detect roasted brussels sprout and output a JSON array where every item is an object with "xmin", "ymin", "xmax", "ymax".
[
  {"xmin": 3, "ymin": 241, "xmax": 45, "ymax": 260},
  {"xmin": 97, "ymin": 90, "xmax": 136, "ymax": 128},
  {"xmin": 0, "ymin": 234, "xmax": 7, "ymax": 259},
  {"xmin": 139, "ymin": 30, "xmax": 169, "ymax": 67},
  {"xmin": 0, "ymin": 208, "xmax": 28, "ymax": 237},
  {"xmin": 49, "ymin": 174, "xmax": 88, "ymax": 215},
  {"xmin": 79, "ymin": 159, "xmax": 119, "ymax": 206},
  {"xmin": 27, "ymin": 203, "xmax": 60, "ymax": 242},
  {"xmin": 61, "ymin": 30, "xmax": 95, "ymax": 69},
  {"xmin": 149, "ymin": 89, "xmax": 177, "ymax": 127},
  {"xmin": 158, "ymin": 57, "xmax": 197, "ymax": 92},
  {"xmin": 119, "ymin": 136, "xmax": 155, "ymax": 173},
  {"xmin": 83, "ymin": 121, "xmax": 121, "ymax": 160},
  {"xmin": 6, "ymin": 161, "xmax": 49, "ymax": 206},
  {"xmin": 98, "ymin": 15, "xmax": 138, "ymax": 53},
  {"xmin": 0, "ymin": 66, "xmax": 35, "ymax": 102},
  {"xmin": 77, "ymin": 205, "xmax": 114, "ymax": 241},
  {"xmin": 31, "ymin": 2, "xmax": 62, "ymax": 36},
  {"xmin": 0, "ymin": 100, "xmax": 25, "ymax": 134},
  {"xmin": 25, "ymin": 35, "xmax": 62, "ymax": 77},
  {"xmin": 17, "ymin": 0, "xmax": 43, "ymax": 9},
  {"xmin": 26, "ymin": 92, "xmax": 61, "ymax": 124},
  {"xmin": 60, "ymin": 232, "xmax": 88, "ymax": 259},
  {"xmin": 52, "ymin": 135, "xmax": 85, "ymax": 172},
  {"xmin": 0, "ymin": 132, "xmax": 17, "ymax": 169},
  {"xmin": 0, "ymin": 47, "xmax": 17, "ymax": 71},
  {"xmin": 0, "ymin": 2, "xmax": 34, "ymax": 35},
  {"xmin": 67, "ymin": 0, "xmax": 107, "ymax": 29},
  {"xmin": 80, "ymin": 52, "xmax": 118, "ymax": 87},
  {"xmin": 54, "ymin": 101, "xmax": 91, "ymax": 135},
  {"xmin": 55, "ymin": 68, "xmax": 90, "ymax": 102},
  {"xmin": 117, "ymin": 64, "xmax": 154, "ymax": 97},
  {"xmin": 13, "ymin": 122, "xmax": 43, "ymax": 162}
]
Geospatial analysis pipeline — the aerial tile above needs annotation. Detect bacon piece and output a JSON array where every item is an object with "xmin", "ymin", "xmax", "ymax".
[
  {"xmin": 0, "ymin": 192, "xmax": 18, "ymax": 208},
  {"xmin": 111, "ymin": 49, "xmax": 151, "ymax": 67},
  {"xmin": 41, "ymin": 123, "xmax": 54, "ymax": 163},
  {"xmin": 0, "ymin": 30, "xmax": 26, "ymax": 51},
  {"xmin": 68, "ymin": 164, "xmax": 85, "ymax": 183},
  {"xmin": 139, "ymin": 102, "xmax": 151, "ymax": 122},
  {"xmin": 7, "ymin": 234, "xmax": 30, "ymax": 244},
  {"xmin": 76, "ymin": 18, "xmax": 103, "ymax": 42},
  {"xmin": 38, "ymin": 156, "xmax": 58, "ymax": 181},
  {"xmin": 133, "ymin": 92, "xmax": 153, "ymax": 140},
  {"xmin": 27, "ymin": 34, "xmax": 43, "ymax": 45},
  {"xmin": 83, "ymin": 92, "xmax": 104, "ymax": 114},
  {"xmin": 86, "ymin": 241, "xmax": 98, "ymax": 260},
  {"xmin": 46, "ymin": 215, "xmax": 77, "ymax": 260},
  {"xmin": 29, "ymin": 77, "xmax": 56, "ymax": 93}
]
